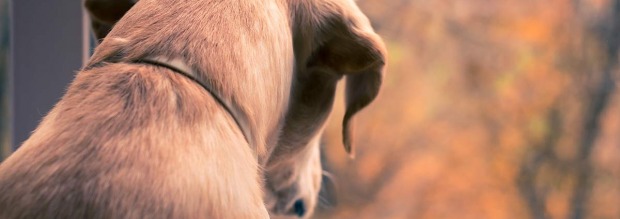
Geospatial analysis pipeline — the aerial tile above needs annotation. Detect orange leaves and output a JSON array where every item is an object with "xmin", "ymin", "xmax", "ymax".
[{"xmin": 316, "ymin": 0, "xmax": 620, "ymax": 218}]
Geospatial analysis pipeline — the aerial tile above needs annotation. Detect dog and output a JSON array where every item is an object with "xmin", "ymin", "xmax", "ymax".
[{"xmin": 0, "ymin": 0, "xmax": 386, "ymax": 218}]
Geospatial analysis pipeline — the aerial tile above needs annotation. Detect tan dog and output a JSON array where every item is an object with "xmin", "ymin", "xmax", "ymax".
[{"xmin": 0, "ymin": 0, "xmax": 386, "ymax": 218}]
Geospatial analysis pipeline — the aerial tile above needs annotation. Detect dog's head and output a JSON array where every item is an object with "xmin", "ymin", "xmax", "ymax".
[{"xmin": 264, "ymin": 0, "xmax": 386, "ymax": 217}]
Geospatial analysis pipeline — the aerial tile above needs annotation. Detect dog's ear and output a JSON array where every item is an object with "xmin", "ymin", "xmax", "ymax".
[
  {"xmin": 84, "ymin": 0, "xmax": 137, "ymax": 39},
  {"xmin": 306, "ymin": 2, "xmax": 387, "ymax": 157}
]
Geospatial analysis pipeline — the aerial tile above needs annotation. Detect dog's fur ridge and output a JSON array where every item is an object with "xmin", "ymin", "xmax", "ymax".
[{"xmin": 0, "ymin": 0, "xmax": 386, "ymax": 218}]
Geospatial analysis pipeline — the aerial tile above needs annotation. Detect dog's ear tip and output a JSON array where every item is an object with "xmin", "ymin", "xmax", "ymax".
[
  {"xmin": 347, "ymin": 150, "xmax": 356, "ymax": 159},
  {"xmin": 342, "ymin": 114, "xmax": 356, "ymax": 159},
  {"xmin": 343, "ymin": 139, "xmax": 356, "ymax": 159}
]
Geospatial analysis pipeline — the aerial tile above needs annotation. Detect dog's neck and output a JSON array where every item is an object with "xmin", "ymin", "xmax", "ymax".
[{"xmin": 134, "ymin": 56, "xmax": 255, "ymax": 148}]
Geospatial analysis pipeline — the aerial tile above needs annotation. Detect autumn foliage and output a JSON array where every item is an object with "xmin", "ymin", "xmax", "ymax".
[{"xmin": 315, "ymin": 0, "xmax": 620, "ymax": 218}]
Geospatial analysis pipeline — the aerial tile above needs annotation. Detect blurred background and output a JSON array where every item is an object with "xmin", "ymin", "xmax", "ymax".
[
  {"xmin": 316, "ymin": 0, "xmax": 620, "ymax": 218},
  {"xmin": 2, "ymin": 0, "xmax": 620, "ymax": 218}
]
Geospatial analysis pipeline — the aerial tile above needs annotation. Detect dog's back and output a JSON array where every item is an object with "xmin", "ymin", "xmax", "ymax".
[
  {"xmin": 0, "ymin": 0, "xmax": 302, "ymax": 216},
  {"xmin": 0, "ymin": 62, "xmax": 267, "ymax": 218},
  {"xmin": 0, "ymin": 0, "xmax": 296, "ymax": 217}
]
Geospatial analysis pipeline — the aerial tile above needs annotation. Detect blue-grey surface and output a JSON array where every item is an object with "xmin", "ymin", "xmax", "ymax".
[{"xmin": 11, "ymin": 0, "xmax": 85, "ymax": 149}]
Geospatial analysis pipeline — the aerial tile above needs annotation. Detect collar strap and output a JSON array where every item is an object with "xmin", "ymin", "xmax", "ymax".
[{"xmin": 134, "ymin": 57, "xmax": 255, "ymax": 147}]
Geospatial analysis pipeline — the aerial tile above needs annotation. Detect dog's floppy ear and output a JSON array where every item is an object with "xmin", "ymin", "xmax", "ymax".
[{"xmin": 306, "ymin": 2, "xmax": 387, "ymax": 157}]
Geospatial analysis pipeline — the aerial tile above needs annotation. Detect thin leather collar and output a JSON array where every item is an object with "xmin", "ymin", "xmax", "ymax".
[{"xmin": 133, "ymin": 57, "xmax": 255, "ymax": 147}]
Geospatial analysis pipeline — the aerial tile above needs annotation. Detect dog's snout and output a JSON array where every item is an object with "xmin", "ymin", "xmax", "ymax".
[{"xmin": 293, "ymin": 199, "xmax": 306, "ymax": 217}]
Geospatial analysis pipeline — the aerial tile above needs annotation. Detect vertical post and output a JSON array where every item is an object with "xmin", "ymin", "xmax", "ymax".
[
  {"xmin": 11, "ymin": 0, "xmax": 87, "ymax": 149},
  {"xmin": 0, "ymin": 0, "xmax": 10, "ymax": 159},
  {"xmin": 83, "ymin": 5, "xmax": 92, "ymax": 65}
]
